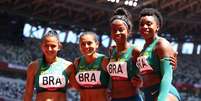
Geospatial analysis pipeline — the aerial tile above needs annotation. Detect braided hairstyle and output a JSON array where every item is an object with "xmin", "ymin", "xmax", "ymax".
[{"xmin": 110, "ymin": 7, "xmax": 133, "ymax": 33}]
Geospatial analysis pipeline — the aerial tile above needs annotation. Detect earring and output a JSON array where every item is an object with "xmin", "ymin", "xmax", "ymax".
[
  {"xmin": 156, "ymin": 27, "xmax": 159, "ymax": 32},
  {"xmin": 156, "ymin": 29, "xmax": 159, "ymax": 32}
]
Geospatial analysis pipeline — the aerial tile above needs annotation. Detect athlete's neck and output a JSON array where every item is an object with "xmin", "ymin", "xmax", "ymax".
[
  {"xmin": 116, "ymin": 42, "xmax": 129, "ymax": 53},
  {"xmin": 44, "ymin": 56, "xmax": 57, "ymax": 65},
  {"xmin": 145, "ymin": 34, "xmax": 158, "ymax": 46}
]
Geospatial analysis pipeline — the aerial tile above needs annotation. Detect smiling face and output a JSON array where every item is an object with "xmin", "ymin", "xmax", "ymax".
[
  {"xmin": 111, "ymin": 19, "xmax": 129, "ymax": 45},
  {"xmin": 40, "ymin": 36, "xmax": 61, "ymax": 59},
  {"xmin": 79, "ymin": 34, "xmax": 99, "ymax": 56},
  {"xmin": 139, "ymin": 15, "xmax": 159, "ymax": 40}
]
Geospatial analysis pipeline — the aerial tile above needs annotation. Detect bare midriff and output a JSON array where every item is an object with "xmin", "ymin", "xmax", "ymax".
[
  {"xmin": 142, "ymin": 73, "xmax": 161, "ymax": 88},
  {"xmin": 80, "ymin": 88, "xmax": 108, "ymax": 101},
  {"xmin": 111, "ymin": 80, "xmax": 138, "ymax": 99},
  {"xmin": 36, "ymin": 92, "xmax": 66, "ymax": 101}
]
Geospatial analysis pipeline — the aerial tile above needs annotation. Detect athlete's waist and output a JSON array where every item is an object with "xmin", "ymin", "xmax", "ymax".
[
  {"xmin": 111, "ymin": 81, "xmax": 139, "ymax": 99},
  {"xmin": 141, "ymin": 73, "xmax": 161, "ymax": 88},
  {"xmin": 80, "ymin": 89, "xmax": 108, "ymax": 101},
  {"xmin": 36, "ymin": 91, "xmax": 66, "ymax": 101}
]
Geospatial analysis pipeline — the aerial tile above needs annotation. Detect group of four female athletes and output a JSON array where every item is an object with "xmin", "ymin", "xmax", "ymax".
[{"xmin": 23, "ymin": 7, "xmax": 181, "ymax": 101}]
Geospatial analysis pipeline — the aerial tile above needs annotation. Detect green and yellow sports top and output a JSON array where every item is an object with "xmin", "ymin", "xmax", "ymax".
[{"xmin": 34, "ymin": 57, "xmax": 71, "ymax": 93}]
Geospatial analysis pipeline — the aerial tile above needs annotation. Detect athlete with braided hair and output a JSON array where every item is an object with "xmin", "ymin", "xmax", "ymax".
[{"xmin": 107, "ymin": 7, "xmax": 143, "ymax": 101}]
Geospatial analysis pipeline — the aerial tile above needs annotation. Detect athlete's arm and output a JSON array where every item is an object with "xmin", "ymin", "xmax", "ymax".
[
  {"xmin": 23, "ymin": 60, "xmax": 38, "ymax": 101},
  {"xmin": 132, "ymin": 47, "xmax": 141, "ymax": 63},
  {"xmin": 130, "ymin": 47, "xmax": 143, "ymax": 88},
  {"xmin": 170, "ymin": 51, "xmax": 177, "ymax": 70},
  {"xmin": 66, "ymin": 63, "xmax": 80, "ymax": 89},
  {"xmin": 158, "ymin": 57, "xmax": 173, "ymax": 101},
  {"xmin": 155, "ymin": 38, "xmax": 175, "ymax": 101},
  {"xmin": 101, "ymin": 56, "xmax": 112, "ymax": 100},
  {"xmin": 70, "ymin": 57, "xmax": 81, "ymax": 90},
  {"xmin": 101, "ymin": 56, "xmax": 109, "ymax": 72}
]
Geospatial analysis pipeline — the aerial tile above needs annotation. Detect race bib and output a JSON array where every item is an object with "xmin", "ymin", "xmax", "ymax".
[
  {"xmin": 136, "ymin": 56, "xmax": 153, "ymax": 75},
  {"xmin": 106, "ymin": 61, "xmax": 128, "ymax": 80},
  {"xmin": 39, "ymin": 74, "xmax": 66, "ymax": 89},
  {"xmin": 75, "ymin": 71, "xmax": 101, "ymax": 87}
]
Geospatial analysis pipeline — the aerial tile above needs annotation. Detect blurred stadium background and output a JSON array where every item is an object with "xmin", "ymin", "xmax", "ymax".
[{"xmin": 0, "ymin": 0, "xmax": 201, "ymax": 101}]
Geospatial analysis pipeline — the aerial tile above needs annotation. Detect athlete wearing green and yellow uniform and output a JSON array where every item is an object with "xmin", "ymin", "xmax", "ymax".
[
  {"xmin": 75, "ymin": 54, "xmax": 110, "ymax": 101},
  {"xmin": 75, "ymin": 54, "xmax": 109, "ymax": 89},
  {"xmin": 34, "ymin": 57, "xmax": 71, "ymax": 94},
  {"xmin": 137, "ymin": 37, "xmax": 180, "ymax": 101},
  {"xmin": 74, "ymin": 32, "xmax": 110, "ymax": 101},
  {"xmin": 136, "ymin": 8, "xmax": 180, "ymax": 101},
  {"xmin": 107, "ymin": 45, "xmax": 142, "ymax": 101},
  {"xmin": 24, "ymin": 30, "xmax": 76, "ymax": 101},
  {"xmin": 108, "ymin": 7, "xmax": 143, "ymax": 101},
  {"xmin": 108, "ymin": 45, "xmax": 138, "ymax": 81}
]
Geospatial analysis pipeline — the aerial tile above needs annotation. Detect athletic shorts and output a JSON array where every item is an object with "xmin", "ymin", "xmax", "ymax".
[{"xmin": 142, "ymin": 84, "xmax": 181, "ymax": 101}]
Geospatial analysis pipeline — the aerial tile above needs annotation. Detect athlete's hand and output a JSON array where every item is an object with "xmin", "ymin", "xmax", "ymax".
[
  {"xmin": 170, "ymin": 51, "xmax": 177, "ymax": 70},
  {"xmin": 131, "ymin": 75, "xmax": 143, "ymax": 88}
]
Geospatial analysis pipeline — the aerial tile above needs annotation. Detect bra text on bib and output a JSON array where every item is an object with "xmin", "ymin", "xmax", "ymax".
[
  {"xmin": 39, "ymin": 74, "xmax": 66, "ymax": 89},
  {"xmin": 107, "ymin": 62, "xmax": 128, "ymax": 80},
  {"xmin": 76, "ymin": 71, "xmax": 101, "ymax": 87}
]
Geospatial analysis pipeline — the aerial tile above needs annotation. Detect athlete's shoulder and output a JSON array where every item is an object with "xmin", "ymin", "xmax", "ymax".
[
  {"xmin": 155, "ymin": 37, "xmax": 172, "ymax": 52},
  {"xmin": 130, "ymin": 43, "xmax": 142, "ymax": 53},
  {"xmin": 28, "ymin": 59, "xmax": 39, "ymax": 68},
  {"xmin": 74, "ymin": 57, "xmax": 81, "ymax": 63},
  {"xmin": 157, "ymin": 37, "xmax": 170, "ymax": 47},
  {"xmin": 132, "ymin": 46, "xmax": 141, "ymax": 53},
  {"xmin": 155, "ymin": 37, "xmax": 174, "ymax": 58},
  {"xmin": 27, "ymin": 59, "xmax": 39, "ymax": 75},
  {"xmin": 131, "ymin": 45, "xmax": 141, "ymax": 57},
  {"xmin": 73, "ymin": 57, "xmax": 82, "ymax": 69}
]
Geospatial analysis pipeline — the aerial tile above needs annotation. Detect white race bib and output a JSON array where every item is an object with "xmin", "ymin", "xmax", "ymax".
[
  {"xmin": 75, "ymin": 71, "xmax": 101, "ymax": 86},
  {"xmin": 136, "ymin": 56, "xmax": 153, "ymax": 74},
  {"xmin": 39, "ymin": 74, "xmax": 66, "ymax": 88},
  {"xmin": 106, "ymin": 61, "xmax": 128, "ymax": 80}
]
